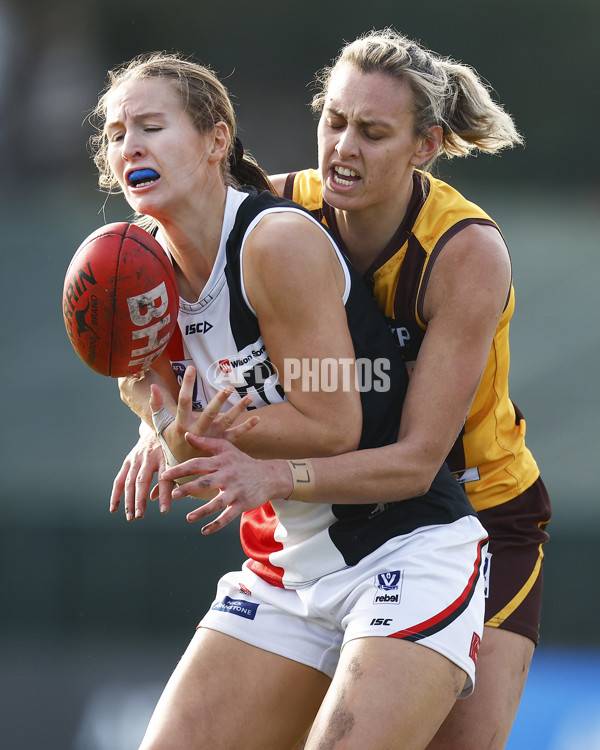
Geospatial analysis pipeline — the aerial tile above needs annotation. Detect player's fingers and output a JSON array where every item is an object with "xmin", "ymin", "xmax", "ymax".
[
  {"xmin": 175, "ymin": 366, "xmax": 196, "ymax": 426},
  {"xmin": 109, "ymin": 465, "xmax": 128, "ymax": 513},
  {"xmin": 154, "ymin": 476, "xmax": 175, "ymax": 514},
  {"xmin": 134, "ymin": 469, "xmax": 155, "ymax": 519},
  {"xmin": 208, "ymin": 394, "xmax": 253, "ymax": 434},
  {"xmin": 123, "ymin": 471, "xmax": 137, "ymax": 522},
  {"xmin": 223, "ymin": 414, "xmax": 260, "ymax": 443},
  {"xmin": 186, "ymin": 490, "xmax": 228, "ymax": 525},
  {"xmin": 149, "ymin": 383, "xmax": 164, "ymax": 413},
  {"xmin": 189, "ymin": 387, "xmax": 234, "ymax": 437},
  {"xmin": 169, "ymin": 467, "xmax": 218, "ymax": 498},
  {"xmin": 199, "ymin": 503, "xmax": 241, "ymax": 535}
]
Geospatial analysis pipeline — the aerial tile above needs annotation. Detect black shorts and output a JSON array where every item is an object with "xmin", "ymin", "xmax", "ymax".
[{"xmin": 478, "ymin": 476, "xmax": 551, "ymax": 645}]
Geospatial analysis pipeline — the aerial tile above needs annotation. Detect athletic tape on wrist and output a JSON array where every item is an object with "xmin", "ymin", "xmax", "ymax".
[
  {"xmin": 150, "ymin": 405, "xmax": 196, "ymax": 487},
  {"xmin": 151, "ymin": 405, "xmax": 178, "ymax": 468},
  {"xmin": 285, "ymin": 459, "xmax": 315, "ymax": 502},
  {"xmin": 152, "ymin": 404, "xmax": 196, "ymax": 486}
]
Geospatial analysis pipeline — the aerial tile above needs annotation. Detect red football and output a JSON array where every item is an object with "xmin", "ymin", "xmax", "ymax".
[{"xmin": 62, "ymin": 222, "xmax": 179, "ymax": 377}]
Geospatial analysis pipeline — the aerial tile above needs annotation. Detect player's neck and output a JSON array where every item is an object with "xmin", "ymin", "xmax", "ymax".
[
  {"xmin": 159, "ymin": 192, "xmax": 227, "ymax": 303},
  {"xmin": 334, "ymin": 188, "xmax": 413, "ymax": 276}
]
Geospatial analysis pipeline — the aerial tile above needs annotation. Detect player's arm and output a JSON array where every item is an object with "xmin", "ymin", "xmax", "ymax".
[
  {"xmin": 289, "ymin": 223, "xmax": 510, "ymax": 501},
  {"xmin": 218, "ymin": 210, "xmax": 363, "ymax": 459},
  {"xmin": 121, "ymin": 213, "xmax": 361, "ymax": 459},
  {"xmin": 268, "ymin": 174, "xmax": 288, "ymax": 197},
  {"xmin": 116, "ymin": 211, "xmax": 362, "ymax": 515},
  {"xmin": 391, "ymin": 222, "xmax": 512, "ymax": 489},
  {"xmin": 162, "ymin": 223, "xmax": 511, "ymax": 530},
  {"xmin": 302, "ymin": 223, "xmax": 512, "ymax": 501}
]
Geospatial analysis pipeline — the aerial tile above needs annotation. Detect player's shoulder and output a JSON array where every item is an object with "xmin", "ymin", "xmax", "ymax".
[{"xmin": 246, "ymin": 204, "xmax": 330, "ymax": 265}]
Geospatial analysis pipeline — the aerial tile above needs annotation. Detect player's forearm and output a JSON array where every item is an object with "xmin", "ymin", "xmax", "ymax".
[
  {"xmin": 267, "ymin": 441, "xmax": 438, "ymax": 505},
  {"xmin": 232, "ymin": 398, "xmax": 362, "ymax": 460}
]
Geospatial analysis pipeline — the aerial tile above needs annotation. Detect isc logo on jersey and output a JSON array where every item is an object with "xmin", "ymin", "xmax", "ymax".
[{"xmin": 373, "ymin": 570, "xmax": 404, "ymax": 605}]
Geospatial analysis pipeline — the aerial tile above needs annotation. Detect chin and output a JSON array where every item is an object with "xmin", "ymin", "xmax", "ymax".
[{"xmin": 323, "ymin": 184, "xmax": 358, "ymax": 209}]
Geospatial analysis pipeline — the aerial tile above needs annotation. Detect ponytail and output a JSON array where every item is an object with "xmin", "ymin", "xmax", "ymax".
[
  {"xmin": 440, "ymin": 61, "xmax": 524, "ymax": 157},
  {"xmin": 228, "ymin": 136, "xmax": 275, "ymax": 193}
]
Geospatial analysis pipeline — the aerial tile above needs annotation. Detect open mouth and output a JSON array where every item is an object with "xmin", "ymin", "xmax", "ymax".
[
  {"xmin": 332, "ymin": 166, "xmax": 360, "ymax": 187},
  {"xmin": 127, "ymin": 168, "xmax": 160, "ymax": 188}
]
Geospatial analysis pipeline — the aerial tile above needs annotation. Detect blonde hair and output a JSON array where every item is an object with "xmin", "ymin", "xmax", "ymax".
[
  {"xmin": 89, "ymin": 52, "xmax": 272, "ymax": 194},
  {"xmin": 312, "ymin": 28, "xmax": 523, "ymax": 164}
]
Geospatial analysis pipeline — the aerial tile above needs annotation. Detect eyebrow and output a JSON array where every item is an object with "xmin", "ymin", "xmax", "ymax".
[
  {"xmin": 325, "ymin": 105, "xmax": 389, "ymax": 129},
  {"xmin": 105, "ymin": 111, "xmax": 167, "ymax": 131}
]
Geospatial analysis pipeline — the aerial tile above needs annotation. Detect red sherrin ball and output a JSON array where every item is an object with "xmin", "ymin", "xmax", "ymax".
[{"xmin": 62, "ymin": 222, "xmax": 178, "ymax": 377}]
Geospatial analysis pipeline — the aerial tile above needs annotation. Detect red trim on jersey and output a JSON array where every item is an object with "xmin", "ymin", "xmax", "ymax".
[
  {"xmin": 390, "ymin": 537, "xmax": 487, "ymax": 641},
  {"xmin": 166, "ymin": 325, "xmax": 185, "ymax": 361},
  {"xmin": 241, "ymin": 504, "xmax": 286, "ymax": 587}
]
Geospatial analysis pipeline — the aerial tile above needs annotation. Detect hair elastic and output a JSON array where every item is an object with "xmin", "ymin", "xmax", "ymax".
[{"xmin": 230, "ymin": 136, "xmax": 245, "ymax": 169}]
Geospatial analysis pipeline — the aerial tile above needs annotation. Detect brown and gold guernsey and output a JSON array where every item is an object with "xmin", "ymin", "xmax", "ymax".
[{"xmin": 284, "ymin": 168, "xmax": 540, "ymax": 512}]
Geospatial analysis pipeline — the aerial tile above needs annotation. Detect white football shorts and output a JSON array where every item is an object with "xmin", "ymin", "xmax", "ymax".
[{"xmin": 199, "ymin": 515, "xmax": 488, "ymax": 697}]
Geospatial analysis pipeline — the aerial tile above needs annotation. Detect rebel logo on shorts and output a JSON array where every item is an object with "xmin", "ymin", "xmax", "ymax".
[
  {"xmin": 374, "ymin": 570, "xmax": 404, "ymax": 605},
  {"xmin": 212, "ymin": 596, "xmax": 259, "ymax": 620}
]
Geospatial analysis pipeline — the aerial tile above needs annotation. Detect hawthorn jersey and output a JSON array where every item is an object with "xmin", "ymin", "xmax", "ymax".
[
  {"xmin": 164, "ymin": 186, "xmax": 475, "ymax": 588},
  {"xmin": 284, "ymin": 169, "xmax": 540, "ymax": 512}
]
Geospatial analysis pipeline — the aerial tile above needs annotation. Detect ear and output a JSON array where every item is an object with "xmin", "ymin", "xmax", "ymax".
[
  {"xmin": 207, "ymin": 121, "xmax": 230, "ymax": 164},
  {"xmin": 410, "ymin": 125, "xmax": 443, "ymax": 167}
]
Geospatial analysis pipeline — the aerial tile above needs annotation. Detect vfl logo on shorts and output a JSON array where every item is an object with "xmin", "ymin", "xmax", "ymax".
[
  {"xmin": 374, "ymin": 570, "xmax": 404, "ymax": 605},
  {"xmin": 212, "ymin": 596, "xmax": 259, "ymax": 620}
]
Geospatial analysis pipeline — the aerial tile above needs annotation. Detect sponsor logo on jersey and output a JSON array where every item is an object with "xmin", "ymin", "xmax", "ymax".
[
  {"xmin": 376, "ymin": 571, "xmax": 402, "ymax": 591},
  {"xmin": 184, "ymin": 321, "xmax": 213, "ymax": 335},
  {"xmin": 392, "ymin": 326, "xmax": 411, "ymax": 347},
  {"xmin": 373, "ymin": 570, "xmax": 404, "ymax": 605},
  {"xmin": 370, "ymin": 618, "xmax": 394, "ymax": 626},
  {"xmin": 212, "ymin": 596, "xmax": 259, "ymax": 620},
  {"xmin": 207, "ymin": 346, "xmax": 282, "ymax": 403},
  {"xmin": 454, "ymin": 466, "xmax": 481, "ymax": 484}
]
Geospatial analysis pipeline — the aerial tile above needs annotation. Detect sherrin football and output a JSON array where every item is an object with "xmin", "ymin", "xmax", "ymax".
[{"xmin": 62, "ymin": 222, "xmax": 178, "ymax": 377}]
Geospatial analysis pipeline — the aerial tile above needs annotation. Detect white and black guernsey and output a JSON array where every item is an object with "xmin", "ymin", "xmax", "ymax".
[{"xmin": 164, "ymin": 186, "xmax": 475, "ymax": 588}]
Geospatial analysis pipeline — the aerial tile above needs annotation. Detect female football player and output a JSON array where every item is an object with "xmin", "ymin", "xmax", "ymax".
[
  {"xmin": 158, "ymin": 29, "xmax": 551, "ymax": 750},
  {"xmin": 90, "ymin": 51, "xmax": 487, "ymax": 750}
]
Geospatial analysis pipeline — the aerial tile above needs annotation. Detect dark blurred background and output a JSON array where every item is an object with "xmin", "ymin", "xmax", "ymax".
[{"xmin": 1, "ymin": 1, "xmax": 599, "ymax": 748}]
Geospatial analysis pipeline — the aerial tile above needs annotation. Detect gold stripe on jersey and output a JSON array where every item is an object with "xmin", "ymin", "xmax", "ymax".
[
  {"xmin": 288, "ymin": 168, "xmax": 540, "ymax": 512},
  {"xmin": 485, "ymin": 543, "xmax": 545, "ymax": 628}
]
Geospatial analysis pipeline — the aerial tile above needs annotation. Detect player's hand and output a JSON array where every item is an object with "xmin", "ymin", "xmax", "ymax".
[
  {"xmin": 150, "ymin": 366, "xmax": 259, "ymax": 464},
  {"xmin": 110, "ymin": 423, "xmax": 175, "ymax": 521},
  {"xmin": 118, "ymin": 367, "xmax": 176, "ymax": 427},
  {"xmin": 161, "ymin": 434, "xmax": 290, "ymax": 534}
]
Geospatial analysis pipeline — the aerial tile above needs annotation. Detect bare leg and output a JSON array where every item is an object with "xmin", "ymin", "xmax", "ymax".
[
  {"xmin": 305, "ymin": 637, "xmax": 466, "ymax": 750},
  {"xmin": 139, "ymin": 627, "xmax": 330, "ymax": 750},
  {"xmin": 425, "ymin": 626, "xmax": 535, "ymax": 750}
]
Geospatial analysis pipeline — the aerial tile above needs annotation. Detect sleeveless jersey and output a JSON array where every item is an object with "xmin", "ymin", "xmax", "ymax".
[
  {"xmin": 284, "ymin": 169, "xmax": 540, "ymax": 512},
  {"xmin": 164, "ymin": 186, "xmax": 475, "ymax": 587}
]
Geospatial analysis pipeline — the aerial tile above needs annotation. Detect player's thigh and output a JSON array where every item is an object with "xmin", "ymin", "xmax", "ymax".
[
  {"xmin": 425, "ymin": 626, "xmax": 535, "ymax": 750},
  {"xmin": 305, "ymin": 636, "xmax": 466, "ymax": 750},
  {"xmin": 140, "ymin": 626, "xmax": 330, "ymax": 750}
]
